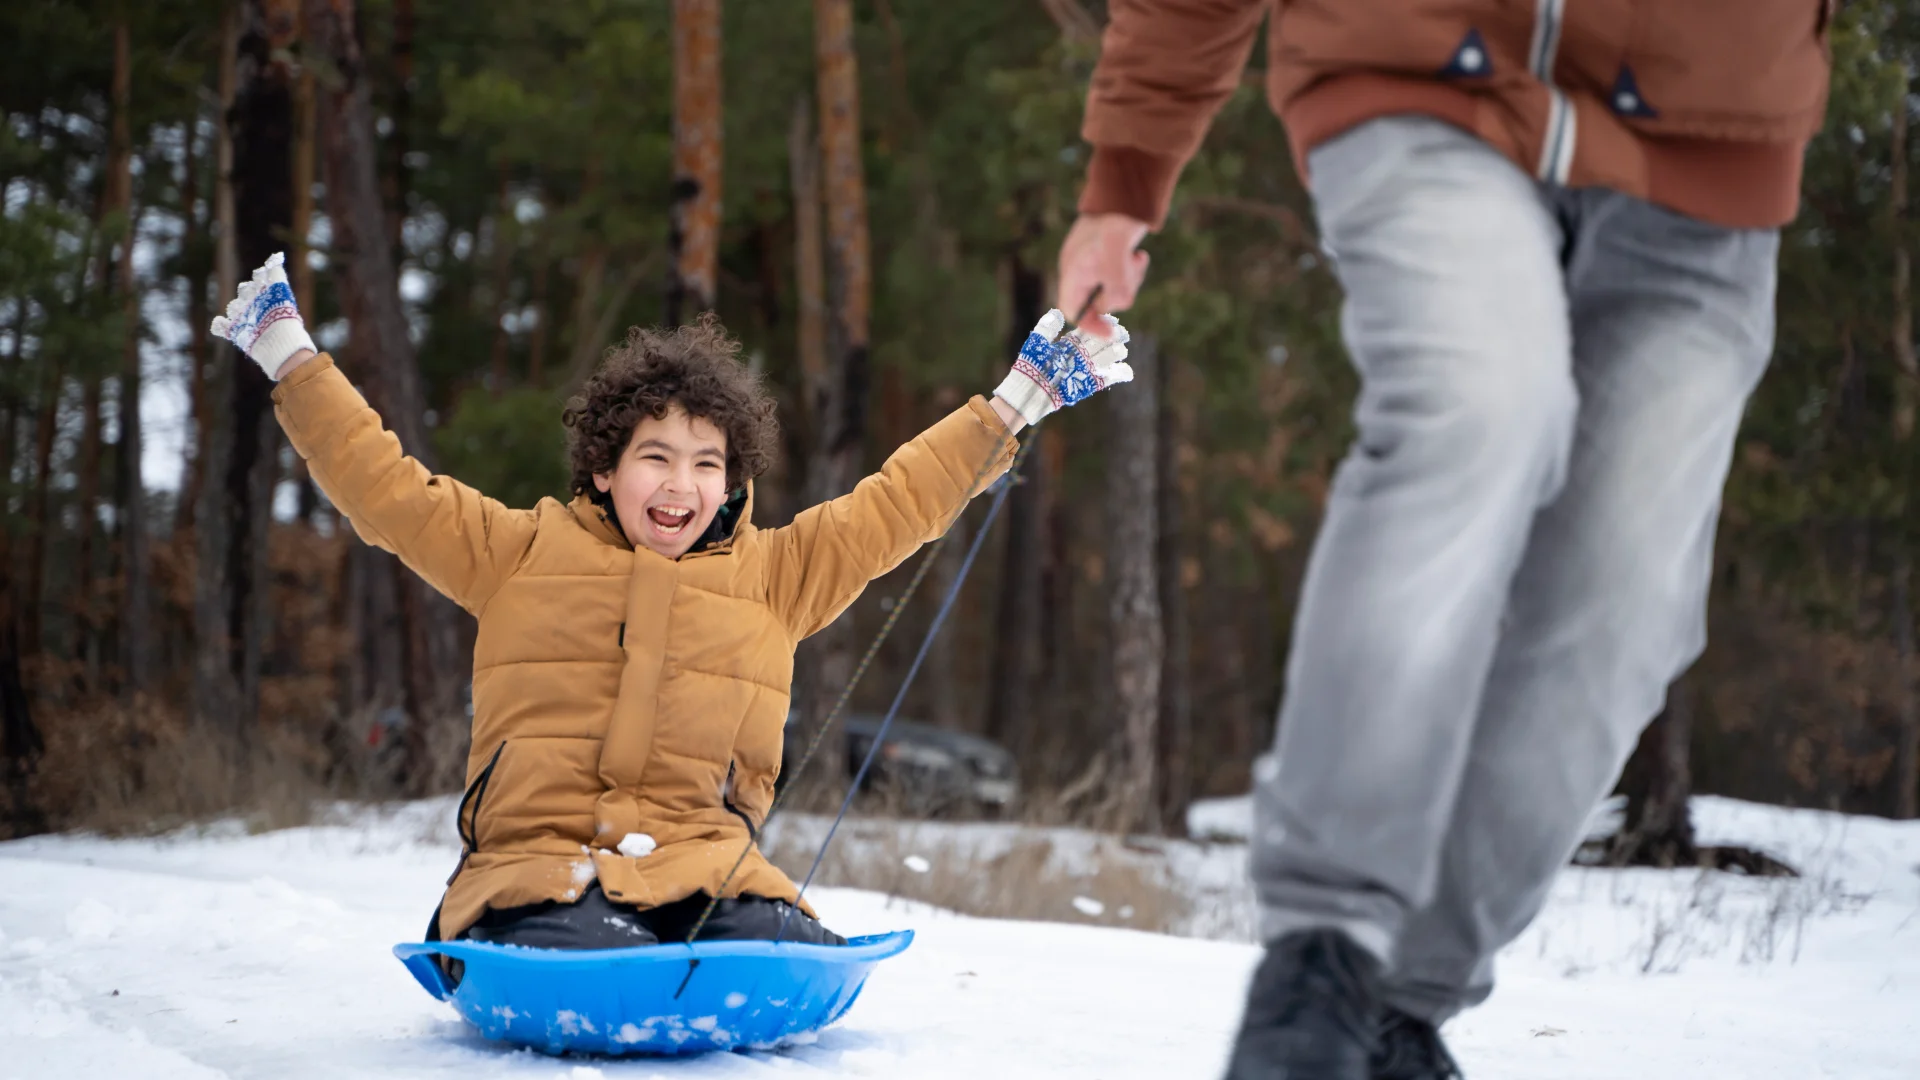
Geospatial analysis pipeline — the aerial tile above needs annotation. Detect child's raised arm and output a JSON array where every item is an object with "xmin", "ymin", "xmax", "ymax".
[
  {"xmin": 766, "ymin": 310, "xmax": 1133, "ymax": 639},
  {"xmin": 212, "ymin": 254, "xmax": 537, "ymax": 616}
]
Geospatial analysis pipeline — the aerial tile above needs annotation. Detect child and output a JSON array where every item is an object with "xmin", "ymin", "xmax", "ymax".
[{"xmin": 211, "ymin": 253, "xmax": 1132, "ymax": 952}]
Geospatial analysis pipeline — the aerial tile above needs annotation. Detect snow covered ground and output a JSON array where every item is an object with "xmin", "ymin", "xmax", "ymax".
[{"xmin": 1, "ymin": 797, "xmax": 1915, "ymax": 1079}]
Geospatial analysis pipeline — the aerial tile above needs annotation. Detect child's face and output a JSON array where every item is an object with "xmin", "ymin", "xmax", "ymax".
[{"xmin": 593, "ymin": 405, "xmax": 731, "ymax": 559}]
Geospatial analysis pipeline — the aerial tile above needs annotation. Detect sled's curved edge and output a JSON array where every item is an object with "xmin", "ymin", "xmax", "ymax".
[
  {"xmin": 394, "ymin": 945, "xmax": 456, "ymax": 1001},
  {"xmin": 392, "ymin": 928, "xmax": 913, "ymax": 974}
]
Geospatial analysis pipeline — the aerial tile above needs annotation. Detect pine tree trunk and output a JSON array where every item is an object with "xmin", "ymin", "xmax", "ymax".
[
  {"xmin": 926, "ymin": 512, "xmax": 968, "ymax": 731},
  {"xmin": 290, "ymin": 50, "xmax": 317, "ymax": 313},
  {"xmin": 1155, "ymin": 350, "xmax": 1193, "ymax": 830},
  {"xmin": 288, "ymin": 48, "xmax": 321, "ymax": 532},
  {"xmin": 563, "ymin": 187, "xmax": 608, "ymax": 388},
  {"xmin": 1891, "ymin": 70, "xmax": 1919, "ymax": 819},
  {"xmin": 1106, "ymin": 335, "xmax": 1162, "ymax": 832},
  {"xmin": 383, "ymin": 0, "xmax": 414, "ymax": 258},
  {"xmin": 23, "ymin": 345, "xmax": 65, "ymax": 663},
  {"xmin": 74, "ymin": 375, "xmax": 104, "ymax": 682},
  {"xmin": 193, "ymin": 2, "xmax": 244, "ymax": 741},
  {"xmin": 1, "ymin": 354, "xmax": 44, "ymax": 835},
  {"xmin": 488, "ymin": 167, "xmax": 513, "ymax": 392},
  {"xmin": 1894, "ymin": 553, "xmax": 1918, "ymax": 819},
  {"xmin": 667, "ymin": 0, "xmax": 722, "ymax": 326},
  {"xmin": 987, "ymin": 254, "xmax": 1046, "ymax": 751},
  {"xmin": 795, "ymin": 0, "xmax": 873, "ymax": 793},
  {"xmin": 1609, "ymin": 679, "xmax": 1697, "ymax": 868},
  {"xmin": 789, "ymin": 100, "xmax": 827, "ymax": 413},
  {"xmin": 787, "ymin": 99, "xmax": 832, "ymax": 786},
  {"xmin": 306, "ymin": 0, "xmax": 466, "ymax": 793},
  {"xmin": 527, "ymin": 216, "xmax": 549, "ymax": 386},
  {"xmin": 228, "ymin": 0, "xmax": 299, "ymax": 726},
  {"xmin": 176, "ymin": 105, "xmax": 211, "ymax": 545},
  {"xmin": 111, "ymin": 20, "xmax": 152, "ymax": 698}
]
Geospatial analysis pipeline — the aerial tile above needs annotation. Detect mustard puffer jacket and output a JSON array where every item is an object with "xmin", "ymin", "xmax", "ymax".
[{"xmin": 271, "ymin": 355, "xmax": 1016, "ymax": 940}]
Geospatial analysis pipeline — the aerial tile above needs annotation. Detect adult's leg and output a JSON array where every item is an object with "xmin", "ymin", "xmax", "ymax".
[
  {"xmin": 1248, "ymin": 116, "xmax": 1577, "ymax": 961},
  {"xmin": 1383, "ymin": 190, "xmax": 1779, "ymax": 1023}
]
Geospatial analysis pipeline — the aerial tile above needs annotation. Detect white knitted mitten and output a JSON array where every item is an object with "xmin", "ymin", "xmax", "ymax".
[
  {"xmin": 210, "ymin": 252, "xmax": 316, "ymax": 380},
  {"xmin": 992, "ymin": 309, "xmax": 1134, "ymax": 427}
]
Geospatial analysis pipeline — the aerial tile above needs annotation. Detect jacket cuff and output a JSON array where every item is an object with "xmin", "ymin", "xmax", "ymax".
[
  {"xmin": 1077, "ymin": 145, "xmax": 1183, "ymax": 231},
  {"xmin": 269, "ymin": 351, "xmax": 337, "ymax": 402}
]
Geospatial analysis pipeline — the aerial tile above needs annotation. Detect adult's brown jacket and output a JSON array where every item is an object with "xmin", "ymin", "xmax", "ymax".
[
  {"xmin": 1081, "ymin": 0, "xmax": 1836, "ymax": 231},
  {"xmin": 271, "ymin": 355, "xmax": 1016, "ymax": 940}
]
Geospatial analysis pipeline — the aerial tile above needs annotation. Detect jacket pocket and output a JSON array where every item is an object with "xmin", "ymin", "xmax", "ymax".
[
  {"xmin": 722, "ymin": 761, "xmax": 760, "ymax": 839},
  {"xmin": 449, "ymin": 740, "xmax": 507, "ymax": 883},
  {"xmin": 472, "ymin": 735, "xmax": 602, "ymax": 852},
  {"xmin": 1621, "ymin": 0, "xmax": 1830, "ymax": 140}
]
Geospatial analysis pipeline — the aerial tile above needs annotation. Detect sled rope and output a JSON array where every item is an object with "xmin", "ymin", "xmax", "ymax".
[
  {"xmin": 674, "ymin": 288, "xmax": 1102, "ymax": 993},
  {"xmin": 773, "ymin": 437, "xmax": 1022, "ymax": 942},
  {"xmin": 672, "ymin": 432, "xmax": 1035, "ymax": 995}
]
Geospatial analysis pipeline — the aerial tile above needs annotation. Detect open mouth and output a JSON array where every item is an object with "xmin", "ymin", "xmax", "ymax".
[{"xmin": 645, "ymin": 505, "xmax": 695, "ymax": 537}]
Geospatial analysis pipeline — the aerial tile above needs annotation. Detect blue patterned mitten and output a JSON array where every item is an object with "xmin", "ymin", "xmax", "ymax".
[
  {"xmin": 992, "ymin": 309, "xmax": 1134, "ymax": 427},
  {"xmin": 209, "ymin": 252, "xmax": 316, "ymax": 380}
]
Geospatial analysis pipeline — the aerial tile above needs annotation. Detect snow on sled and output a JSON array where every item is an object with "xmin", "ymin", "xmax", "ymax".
[{"xmin": 392, "ymin": 930, "xmax": 913, "ymax": 1056}]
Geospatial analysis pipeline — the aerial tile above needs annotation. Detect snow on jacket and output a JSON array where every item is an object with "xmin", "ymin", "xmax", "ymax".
[
  {"xmin": 271, "ymin": 354, "xmax": 1017, "ymax": 940},
  {"xmin": 1080, "ymin": 0, "xmax": 1836, "ymax": 230}
]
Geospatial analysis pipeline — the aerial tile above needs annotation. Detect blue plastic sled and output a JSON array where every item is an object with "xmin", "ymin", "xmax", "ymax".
[{"xmin": 393, "ymin": 930, "xmax": 913, "ymax": 1056}]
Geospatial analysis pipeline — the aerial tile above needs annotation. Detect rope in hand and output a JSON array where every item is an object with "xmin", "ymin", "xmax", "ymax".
[{"xmin": 672, "ymin": 287, "xmax": 1105, "ymax": 996}]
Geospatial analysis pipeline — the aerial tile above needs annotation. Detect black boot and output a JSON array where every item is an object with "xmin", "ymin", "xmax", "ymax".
[
  {"xmin": 1224, "ymin": 929, "xmax": 1384, "ymax": 1080},
  {"xmin": 1372, "ymin": 1008, "xmax": 1464, "ymax": 1080}
]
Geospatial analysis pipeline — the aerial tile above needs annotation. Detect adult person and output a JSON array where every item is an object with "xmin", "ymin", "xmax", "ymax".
[{"xmin": 1054, "ymin": 3, "xmax": 1834, "ymax": 1076}]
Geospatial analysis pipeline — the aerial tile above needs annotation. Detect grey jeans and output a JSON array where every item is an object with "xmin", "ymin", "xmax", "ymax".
[{"xmin": 1252, "ymin": 116, "xmax": 1778, "ymax": 1021}]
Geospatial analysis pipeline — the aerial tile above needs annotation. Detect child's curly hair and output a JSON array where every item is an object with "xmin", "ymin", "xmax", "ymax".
[{"xmin": 563, "ymin": 317, "xmax": 780, "ymax": 503}]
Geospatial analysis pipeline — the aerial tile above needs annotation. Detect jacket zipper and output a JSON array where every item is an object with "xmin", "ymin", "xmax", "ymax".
[
  {"xmin": 448, "ymin": 740, "xmax": 507, "ymax": 885},
  {"xmin": 722, "ymin": 761, "xmax": 759, "ymax": 841},
  {"xmin": 1530, "ymin": 0, "xmax": 1576, "ymax": 184}
]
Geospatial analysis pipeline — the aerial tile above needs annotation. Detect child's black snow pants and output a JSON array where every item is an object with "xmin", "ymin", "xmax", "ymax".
[{"xmin": 460, "ymin": 883, "xmax": 847, "ymax": 950}]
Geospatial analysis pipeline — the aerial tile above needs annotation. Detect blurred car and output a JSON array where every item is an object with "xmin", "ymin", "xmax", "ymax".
[{"xmin": 779, "ymin": 711, "xmax": 1019, "ymax": 816}]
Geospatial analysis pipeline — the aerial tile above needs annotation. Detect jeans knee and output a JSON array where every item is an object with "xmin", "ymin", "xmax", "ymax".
[{"xmin": 1350, "ymin": 359, "xmax": 1576, "ymax": 501}]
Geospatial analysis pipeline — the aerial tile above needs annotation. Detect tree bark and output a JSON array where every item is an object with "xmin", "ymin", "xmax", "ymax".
[
  {"xmin": 1891, "ymin": 68, "xmax": 1919, "ymax": 819},
  {"xmin": 488, "ymin": 166, "xmax": 513, "ymax": 392},
  {"xmin": 527, "ymin": 211, "xmax": 549, "ymax": 386},
  {"xmin": 306, "ymin": 0, "xmax": 466, "ymax": 792},
  {"xmin": 177, "ymin": 101, "xmax": 212, "ymax": 545},
  {"xmin": 193, "ymin": 2, "xmax": 244, "ymax": 742},
  {"xmin": 1608, "ymin": 679, "xmax": 1697, "ymax": 868},
  {"xmin": 22, "ymin": 331, "xmax": 63, "ymax": 661},
  {"xmin": 111, "ymin": 19, "xmax": 152, "ymax": 698},
  {"xmin": 786, "ymin": 98, "xmax": 834, "ymax": 785},
  {"xmin": 0, "ymin": 340, "xmax": 44, "ymax": 835},
  {"xmin": 73, "ymin": 375, "xmax": 104, "ymax": 682},
  {"xmin": 793, "ymin": 0, "xmax": 873, "ymax": 794},
  {"xmin": 1156, "ymin": 350, "xmax": 1192, "ymax": 830},
  {"xmin": 288, "ymin": 44, "xmax": 321, "ymax": 532},
  {"xmin": 926, "ymin": 511, "xmax": 969, "ymax": 730},
  {"xmin": 1894, "ymin": 553, "xmax": 1918, "ymax": 819},
  {"xmin": 1106, "ymin": 336, "xmax": 1163, "ymax": 832},
  {"xmin": 667, "ymin": 0, "xmax": 722, "ymax": 326},
  {"xmin": 290, "ymin": 46, "xmax": 317, "ymax": 313},
  {"xmin": 1894, "ymin": 66, "xmax": 1916, "ymax": 445},
  {"xmin": 789, "ymin": 100, "xmax": 827, "ymax": 419},
  {"xmin": 228, "ymin": 0, "xmax": 299, "ymax": 725},
  {"xmin": 987, "ymin": 254, "xmax": 1047, "ymax": 751},
  {"xmin": 383, "ymin": 0, "xmax": 414, "ymax": 258}
]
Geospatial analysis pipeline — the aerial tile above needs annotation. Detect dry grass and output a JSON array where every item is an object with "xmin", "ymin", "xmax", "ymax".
[
  {"xmin": 2, "ymin": 690, "xmax": 460, "ymax": 839},
  {"xmin": 758, "ymin": 812, "xmax": 1195, "ymax": 935},
  {"xmin": 16, "ymin": 696, "xmax": 324, "ymax": 836}
]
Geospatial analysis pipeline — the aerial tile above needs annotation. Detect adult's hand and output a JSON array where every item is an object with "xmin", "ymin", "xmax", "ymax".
[{"xmin": 1056, "ymin": 213, "xmax": 1151, "ymax": 339}]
